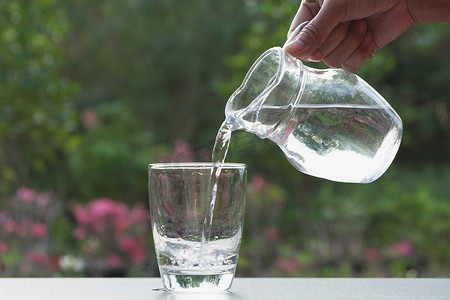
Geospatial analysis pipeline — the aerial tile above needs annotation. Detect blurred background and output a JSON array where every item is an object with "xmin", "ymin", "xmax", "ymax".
[{"xmin": 0, "ymin": 0, "xmax": 449, "ymax": 277}]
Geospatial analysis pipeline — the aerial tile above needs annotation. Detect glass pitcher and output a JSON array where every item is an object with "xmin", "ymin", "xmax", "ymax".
[{"xmin": 225, "ymin": 47, "xmax": 402, "ymax": 183}]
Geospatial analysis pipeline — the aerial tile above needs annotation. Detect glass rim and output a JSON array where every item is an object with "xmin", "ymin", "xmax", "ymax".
[{"xmin": 149, "ymin": 162, "xmax": 246, "ymax": 169}]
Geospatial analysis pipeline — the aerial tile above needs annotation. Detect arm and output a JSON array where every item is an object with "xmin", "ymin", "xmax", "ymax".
[{"xmin": 408, "ymin": 0, "xmax": 450, "ymax": 23}]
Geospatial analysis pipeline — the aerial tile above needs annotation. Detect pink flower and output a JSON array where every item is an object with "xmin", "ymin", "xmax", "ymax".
[
  {"xmin": 70, "ymin": 198, "xmax": 150, "ymax": 267},
  {"xmin": 0, "ymin": 241, "xmax": 8, "ymax": 254},
  {"xmin": 114, "ymin": 215, "xmax": 130, "ymax": 234},
  {"xmin": 119, "ymin": 237, "xmax": 146, "ymax": 263},
  {"xmin": 266, "ymin": 227, "xmax": 280, "ymax": 242},
  {"xmin": 31, "ymin": 222, "xmax": 48, "ymax": 238},
  {"xmin": 389, "ymin": 241, "xmax": 413, "ymax": 257},
  {"xmin": 250, "ymin": 174, "xmax": 267, "ymax": 191},
  {"xmin": 74, "ymin": 206, "xmax": 90, "ymax": 227},
  {"xmin": 50, "ymin": 256, "xmax": 60, "ymax": 270},
  {"xmin": 73, "ymin": 227, "xmax": 87, "ymax": 240},
  {"xmin": 36, "ymin": 193, "xmax": 52, "ymax": 207},
  {"xmin": 16, "ymin": 219, "xmax": 31, "ymax": 237},
  {"xmin": 108, "ymin": 254, "xmax": 123, "ymax": 268},
  {"xmin": 114, "ymin": 202, "xmax": 128, "ymax": 215},
  {"xmin": 4, "ymin": 218, "xmax": 17, "ymax": 235},
  {"xmin": 130, "ymin": 206, "xmax": 149, "ymax": 223},
  {"xmin": 130, "ymin": 246, "xmax": 146, "ymax": 263},
  {"xmin": 173, "ymin": 139, "xmax": 195, "ymax": 162},
  {"xmin": 275, "ymin": 258, "xmax": 301, "ymax": 274},
  {"xmin": 119, "ymin": 237, "xmax": 135, "ymax": 252},
  {"xmin": 89, "ymin": 198, "xmax": 117, "ymax": 219},
  {"xmin": 365, "ymin": 247, "xmax": 381, "ymax": 261},
  {"xmin": 26, "ymin": 250, "xmax": 49, "ymax": 265},
  {"xmin": 90, "ymin": 219, "xmax": 107, "ymax": 233},
  {"xmin": 15, "ymin": 187, "xmax": 37, "ymax": 203}
]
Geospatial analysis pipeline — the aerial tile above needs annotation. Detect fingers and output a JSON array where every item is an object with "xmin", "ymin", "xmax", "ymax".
[
  {"xmin": 285, "ymin": 21, "xmax": 311, "ymax": 45},
  {"xmin": 287, "ymin": 0, "xmax": 318, "ymax": 39},
  {"xmin": 291, "ymin": 18, "xmax": 374, "ymax": 72},
  {"xmin": 285, "ymin": 0, "xmax": 344, "ymax": 59},
  {"xmin": 342, "ymin": 32, "xmax": 374, "ymax": 72},
  {"xmin": 286, "ymin": 21, "xmax": 325, "ymax": 62},
  {"xmin": 319, "ymin": 22, "xmax": 350, "ymax": 58},
  {"xmin": 323, "ymin": 20, "xmax": 367, "ymax": 68},
  {"xmin": 285, "ymin": 1, "xmax": 377, "ymax": 71}
]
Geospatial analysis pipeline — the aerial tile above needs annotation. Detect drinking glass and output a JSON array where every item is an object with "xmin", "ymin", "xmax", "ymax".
[{"xmin": 148, "ymin": 162, "xmax": 247, "ymax": 292}]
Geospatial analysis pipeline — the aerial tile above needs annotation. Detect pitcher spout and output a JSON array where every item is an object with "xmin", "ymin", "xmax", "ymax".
[{"xmin": 225, "ymin": 47, "xmax": 304, "ymax": 138}]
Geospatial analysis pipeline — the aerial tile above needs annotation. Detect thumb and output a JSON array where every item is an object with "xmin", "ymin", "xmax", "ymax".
[{"xmin": 284, "ymin": 2, "xmax": 343, "ymax": 59}]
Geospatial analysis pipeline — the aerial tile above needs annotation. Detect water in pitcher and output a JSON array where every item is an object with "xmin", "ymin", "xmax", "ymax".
[
  {"xmin": 238, "ymin": 103, "xmax": 402, "ymax": 183},
  {"xmin": 210, "ymin": 102, "xmax": 401, "ymax": 184}
]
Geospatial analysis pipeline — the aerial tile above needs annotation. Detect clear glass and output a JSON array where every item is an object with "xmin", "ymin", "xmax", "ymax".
[
  {"xmin": 225, "ymin": 47, "xmax": 402, "ymax": 183},
  {"xmin": 148, "ymin": 162, "xmax": 247, "ymax": 292}
]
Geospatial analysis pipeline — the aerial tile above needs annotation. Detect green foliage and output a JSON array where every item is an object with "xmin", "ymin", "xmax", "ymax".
[
  {"xmin": 67, "ymin": 102, "xmax": 160, "ymax": 201},
  {"xmin": 0, "ymin": 0, "xmax": 77, "ymax": 196},
  {"xmin": 238, "ymin": 167, "xmax": 450, "ymax": 277},
  {"xmin": 62, "ymin": 0, "xmax": 255, "ymax": 147},
  {"xmin": 0, "ymin": 0, "xmax": 448, "ymax": 278}
]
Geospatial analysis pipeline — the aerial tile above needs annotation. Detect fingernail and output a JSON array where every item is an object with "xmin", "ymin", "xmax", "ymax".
[
  {"xmin": 285, "ymin": 21, "xmax": 310, "ymax": 46},
  {"xmin": 284, "ymin": 37, "xmax": 307, "ymax": 54},
  {"xmin": 286, "ymin": 25, "xmax": 302, "ymax": 44}
]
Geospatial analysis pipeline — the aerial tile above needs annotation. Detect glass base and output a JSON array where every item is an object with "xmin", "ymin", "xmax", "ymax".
[{"xmin": 160, "ymin": 270, "xmax": 235, "ymax": 292}]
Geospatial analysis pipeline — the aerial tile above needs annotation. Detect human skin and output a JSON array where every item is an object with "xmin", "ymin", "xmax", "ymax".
[{"xmin": 284, "ymin": 0, "xmax": 450, "ymax": 71}]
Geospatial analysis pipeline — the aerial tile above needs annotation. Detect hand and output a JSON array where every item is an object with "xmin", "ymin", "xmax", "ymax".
[{"xmin": 284, "ymin": 0, "xmax": 415, "ymax": 71}]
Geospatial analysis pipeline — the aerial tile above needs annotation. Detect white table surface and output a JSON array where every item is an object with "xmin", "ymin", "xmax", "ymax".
[{"xmin": 1, "ymin": 277, "xmax": 449, "ymax": 300}]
